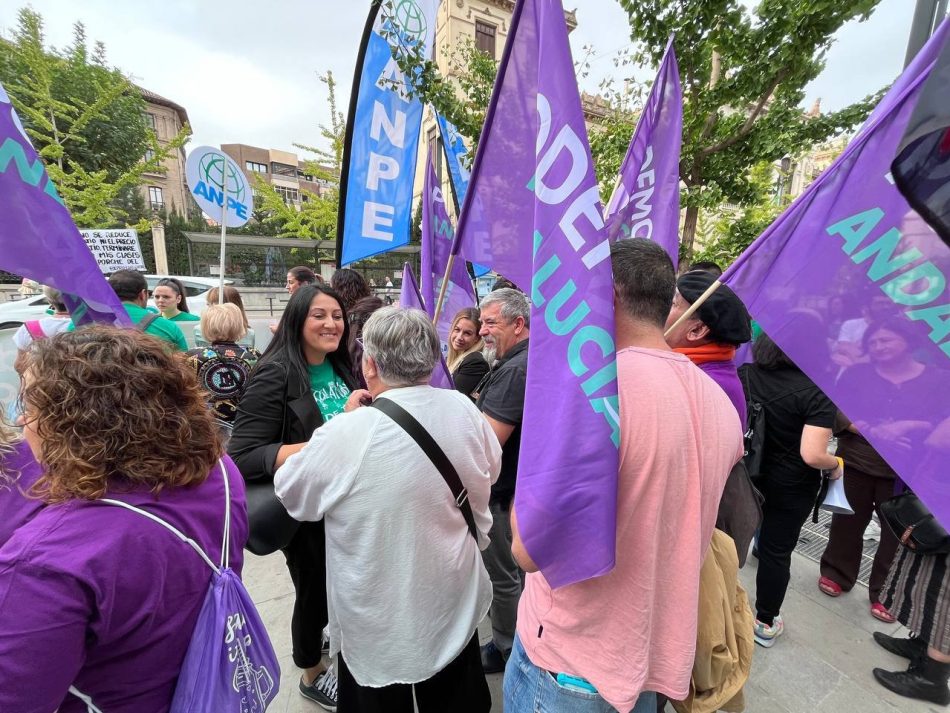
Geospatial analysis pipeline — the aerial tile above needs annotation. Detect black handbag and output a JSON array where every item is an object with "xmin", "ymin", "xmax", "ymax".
[
  {"xmin": 244, "ymin": 371, "xmax": 302, "ymax": 556},
  {"xmin": 880, "ymin": 492, "xmax": 950, "ymax": 555}
]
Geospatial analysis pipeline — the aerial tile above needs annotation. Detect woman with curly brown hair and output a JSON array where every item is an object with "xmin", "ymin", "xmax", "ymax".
[
  {"xmin": 0, "ymin": 326, "xmax": 248, "ymax": 713},
  {"xmin": 331, "ymin": 267, "xmax": 372, "ymax": 311}
]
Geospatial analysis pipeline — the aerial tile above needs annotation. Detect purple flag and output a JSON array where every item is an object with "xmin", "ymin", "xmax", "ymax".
[
  {"xmin": 0, "ymin": 83, "xmax": 129, "ymax": 327},
  {"xmin": 399, "ymin": 263, "xmax": 454, "ymax": 389},
  {"xmin": 605, "ymin": 37, "xmax": 683, "ymax": 268},
  {"xmin": 453, "ymin": 0, "xmax": 620, "ymax": 587},
  {"xmin": 419, "ymin": 143, "xmax": 477, "ymax": 348},
  {"xmin": 723, "ymin": 20, "xmax": 950, "ymax": 530}
]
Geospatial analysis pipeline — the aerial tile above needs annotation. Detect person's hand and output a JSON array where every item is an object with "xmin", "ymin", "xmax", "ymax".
[
  {"xmin": 269, "ymin": 322, "xmax": 278, "ymax": 335},
  {"xmin": 344, "ymin": 389, "xmax": 372, "ymax": 413},
  {"xmin": 828, "ymin": 456, "xmax": 844, "ymax": 480},
  {"xmin": 869, "ymin": 423, "xmax": 913, "ymax": 449}
]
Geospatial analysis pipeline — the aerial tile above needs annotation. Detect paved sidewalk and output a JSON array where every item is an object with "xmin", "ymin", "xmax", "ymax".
[{"xmin": 246, "ymin": 548, "xmax": 937, "ymax": 712}]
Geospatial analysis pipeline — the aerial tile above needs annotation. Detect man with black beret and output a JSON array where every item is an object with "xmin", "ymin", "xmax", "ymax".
[{"xmin": 665, "ymin": 270, "xmax": 752, "ymax": 426}]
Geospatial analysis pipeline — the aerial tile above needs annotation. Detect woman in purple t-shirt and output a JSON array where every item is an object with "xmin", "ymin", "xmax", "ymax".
[
  {"xmin": 0, "ymin": 326, "xmax": 247, "ymax": 713},
  {"xmin": 0, "ymin": 424, "xmax": 44, "ymax": 546}
]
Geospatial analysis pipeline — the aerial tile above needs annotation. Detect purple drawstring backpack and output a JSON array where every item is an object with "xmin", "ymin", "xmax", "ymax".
[{"xmin": 69, "ymin": 460, "xmax": 281, "ymax": 712}]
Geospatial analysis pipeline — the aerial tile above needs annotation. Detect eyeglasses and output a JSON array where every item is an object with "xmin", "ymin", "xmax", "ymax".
[{"xmin": 355, "ymin": 337, "xmax": 364, "ymax": 348}]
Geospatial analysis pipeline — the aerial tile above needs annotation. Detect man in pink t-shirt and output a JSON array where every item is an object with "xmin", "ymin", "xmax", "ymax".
[{"xmin": 505, "ymin": 239, "xmax": 744, "ymax": 713}]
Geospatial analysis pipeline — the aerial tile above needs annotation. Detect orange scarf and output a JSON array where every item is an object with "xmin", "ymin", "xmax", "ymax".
[{"xmin": 675, "ymin": 344, "xmax": 736, "ymax": 366}]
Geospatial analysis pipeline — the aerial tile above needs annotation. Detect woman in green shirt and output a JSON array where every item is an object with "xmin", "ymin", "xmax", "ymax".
[
  {"xmin": 228, "ymin": 284, "xmax": 360, "ymax": 711},
  {"xmin": 153, "ymin": 278, "xmax": 200, "ymax": 322}
]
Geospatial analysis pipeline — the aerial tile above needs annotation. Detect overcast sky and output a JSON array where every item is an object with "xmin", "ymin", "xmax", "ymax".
[{"xmin": 0, "ymin": 0, "xmax": 915, "ymax": 156}]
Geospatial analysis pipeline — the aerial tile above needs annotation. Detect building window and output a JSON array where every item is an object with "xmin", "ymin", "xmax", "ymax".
[
  {"xmin": 144, "ymin": 148, "xmax": 156, "ymax": 162},
  {"xmin": 148, "ymin": 186, "xmax": 164, "ymax": 210},
  {"xmin": 275, "ymin": 185, "xmax": 299, "ymax": 204},
  {"xmin": 271, "ymin": 162, "xmax": 297, "ymax": 177},
  {"xmin": 246, "ymin": 161, "xmax": 267, "ymax": 174},
  {"xmin": 145, "ymin": 112, "xmax": 157, "ymax": 130},
  {"xmin": 475, "ymin": 20, "xmax": 496, "ymax": 58}
]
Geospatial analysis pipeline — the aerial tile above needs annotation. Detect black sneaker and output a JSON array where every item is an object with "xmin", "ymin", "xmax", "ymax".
[
  {"xmin": 873, "ymin": 632, "xmax": 927, "ymax": 662},
  {"xmin": 874, "ymin": 664, "xmax": 950, "ymax": 706},
  {"xmin": 299, "ymin": 666, "xmax": 338, "ymax": 711},
  {"xmin": 480, "ymin": 641, "xmax": 509, "ymax": 674}
]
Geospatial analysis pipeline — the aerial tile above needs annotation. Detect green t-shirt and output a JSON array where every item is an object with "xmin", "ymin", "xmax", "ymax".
[
  {"xmin": 65, "ymin": 302, "xmax": 187, "ymax": 352},
  {"xmin": 308, "ymin": 361, "xmax": 350, "ymax": 420},
  {"xmin": 124, "ymin": 303, "xmax": 188, "ymax": 351},
  {"xmin": 167, "ymin": 311, "xmax": 200, "ymax": 322}
]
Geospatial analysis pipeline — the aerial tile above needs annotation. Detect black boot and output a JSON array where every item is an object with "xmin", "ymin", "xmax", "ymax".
[
  {"xmin": 873, "ymin": 656, "xmax": 950, "ymax": 706},
  {"xmin": 873, "ymin": 631, "xmax": 928, "ymax": 663}
]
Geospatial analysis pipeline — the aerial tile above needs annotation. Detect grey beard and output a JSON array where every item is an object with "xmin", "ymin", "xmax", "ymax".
[{"xmin": 482, "ymin": 345, "xmax": 497, "ymax": 366}]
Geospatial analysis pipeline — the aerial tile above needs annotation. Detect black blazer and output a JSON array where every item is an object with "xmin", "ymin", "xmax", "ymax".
[
  {"xmin": 228, "ymin": 359, "xmax": 358, "ymax": 482},
  {"xmin": 453, "ymin": 351, "xmax": 490, "ymax": 399}
]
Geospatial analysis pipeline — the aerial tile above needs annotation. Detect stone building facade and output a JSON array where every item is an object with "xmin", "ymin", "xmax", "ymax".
[{"xmin": 139, "ymin": 87, "xmax": 190, "ymax": 216}]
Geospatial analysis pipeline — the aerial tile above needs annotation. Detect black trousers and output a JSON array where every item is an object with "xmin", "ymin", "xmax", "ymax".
[
  {"xmin": 755, "ymin": 475, "xmax": 821, "ymax": 624},
  {"xmin": 282, "ymin": 520, "xmax": 328, "ymax": 669},
  {"xmin": 337, "ymin": 633, "xmax": 491, "ymax": 713},
  {"xmin": 820, "ymin": 469, "xmax": 899, "ymax": 602}
]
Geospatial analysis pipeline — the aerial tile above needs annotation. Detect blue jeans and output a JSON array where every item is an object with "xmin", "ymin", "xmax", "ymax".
[{"xmin": 503, "ymin": 634, "xmax": 657, "ymax": 713}]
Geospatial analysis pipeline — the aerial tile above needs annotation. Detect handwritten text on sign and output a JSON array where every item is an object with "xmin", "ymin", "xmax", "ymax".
[{"xmin": 79, "ymin": 229, "xmax": 146, "ymax": 273}]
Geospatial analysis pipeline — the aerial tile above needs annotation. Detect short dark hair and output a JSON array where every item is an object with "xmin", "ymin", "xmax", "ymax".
[
  {"xmin": 108, "ymin": 270, "xmax": 147, "ymax": 301},
  {"xmin": 610, "ymin": 239, "xmax": 675, "ymax": 327},
  {"xmin": 752, "ymin": 332, "xmax": 795, "ymax": 369},
  {"xmin": 288, "ymin": 266, "xmax": 317, "ymax": 284},
  {"xmin": 689, "ymin": 260, "xmax": 723, "ymax": 277}
]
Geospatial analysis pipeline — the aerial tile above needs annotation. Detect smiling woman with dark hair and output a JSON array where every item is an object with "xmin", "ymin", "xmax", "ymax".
[
  {"xmin": 229, "ymin": 282, "xmax": 359, "ymax": 710},
  {"xmin": 0, "ymin": 326, "xmax": 246, "ymax": 713}
]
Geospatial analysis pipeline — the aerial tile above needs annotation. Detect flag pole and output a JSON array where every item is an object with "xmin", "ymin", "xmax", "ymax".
[
  {"xmin": 217, "ymin": 150, "xmax": 229, "ymax": 301},
  {"xmin": 335, "ymin": 0, "xmax": 383, "ymax": 267},
  {"xmin": 663, "ymin": 279, "xmax": 722, "ymax": 338},
  {"xmin": 432, "ymin": 252, "xmax": 456, "ymax": 325}
]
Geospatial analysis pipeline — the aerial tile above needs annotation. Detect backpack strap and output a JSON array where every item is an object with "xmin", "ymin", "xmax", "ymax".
[
  {"xmin": 137, "ymin": 312, "xmax": 161, "ymax": 332},
  {"xmin": 68, "ymin": 685, "xmax": 104, "ymax": 713},
  {"xmin": 371, "ymin": 397, "xmax": 479, "ymax": 544},
  {"xmin": 24, "ymin": 320, "xmax": 46, "ymax": 340},
  {"xmin": 98, "ymin": 458, "xmax": 231, "ymax": 573}
]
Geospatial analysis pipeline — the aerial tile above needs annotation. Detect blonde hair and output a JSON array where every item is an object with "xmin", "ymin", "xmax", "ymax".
[
  {"xmin": 0, "ymin": 416, "xmax": 23, "ymax": 487},
  {"xmin": 446, "ymin": 308, "xmax": 484, "ymax": 373},
  {"xmin": 201, "ymin": 303, "xmax": 246, "ymax": 343}
]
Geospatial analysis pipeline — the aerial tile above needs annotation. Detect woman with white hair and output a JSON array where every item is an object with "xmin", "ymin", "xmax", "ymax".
[{"xmin": 275, "ymin": 306, "xmax": 501, "ymax": 713}]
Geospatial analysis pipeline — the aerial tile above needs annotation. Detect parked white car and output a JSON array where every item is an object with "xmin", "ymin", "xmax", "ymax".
[{"xmin": 0, "ymin": 275, "xmax": 227, "ymax": 329}]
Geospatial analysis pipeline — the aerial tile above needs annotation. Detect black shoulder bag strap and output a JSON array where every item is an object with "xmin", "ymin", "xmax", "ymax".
[
  {"xmin": 137, "ymin": 312, "xmax": 161, "ymax": 332},
  {"xmin": 371, "ymin": 397, "xmax": 478, "ymax": 544}
]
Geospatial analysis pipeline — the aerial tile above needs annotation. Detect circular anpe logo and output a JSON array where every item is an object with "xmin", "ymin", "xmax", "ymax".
[
  {"xmin": 198, "ymin": 152, "xmax": 247, "ymax": 204},
  {"xmin": 393, "ymin": 0, "xmax": 426, "ymax": 43}
]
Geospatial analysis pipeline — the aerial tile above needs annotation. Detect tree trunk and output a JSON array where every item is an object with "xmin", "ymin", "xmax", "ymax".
[{"xmin": 681, "ymin": 204, "xmax": 700, "ymax": 265}]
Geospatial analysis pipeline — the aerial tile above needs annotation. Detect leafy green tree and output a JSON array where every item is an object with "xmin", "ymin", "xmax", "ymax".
[
  {"xmin": 254, "ymin": 71, "xmax": 343, "ymax": 244},
  {"xmin": 0, "ymin": 7, "xmax": 189, "ymax": 228},
  {"xmin": 616, "ymin": 0, "xmax": 884, "ymax": 257}
]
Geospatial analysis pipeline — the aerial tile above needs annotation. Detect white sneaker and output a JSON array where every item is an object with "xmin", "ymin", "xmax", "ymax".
[{"xmin": 753, "ymin": 615, "xmax": 785, "ymax": 647}]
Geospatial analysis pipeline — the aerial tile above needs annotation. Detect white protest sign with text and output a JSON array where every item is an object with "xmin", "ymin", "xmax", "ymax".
[{"xmin": 79, "ymin": 229, "xmax": 146, "ymax": 273}]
